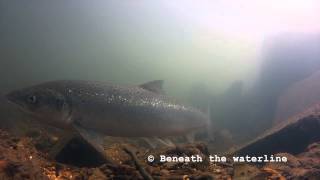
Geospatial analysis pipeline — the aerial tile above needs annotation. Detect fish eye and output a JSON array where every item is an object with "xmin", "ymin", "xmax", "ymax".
[{"xmin": 27, "ymin": 95, "xmax": 37, "ymax": 104}]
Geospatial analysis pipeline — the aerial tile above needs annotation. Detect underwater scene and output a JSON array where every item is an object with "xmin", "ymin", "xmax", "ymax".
[{"xmin": 0, "ymin": 1, "xmax": 320, "ymax": 179}]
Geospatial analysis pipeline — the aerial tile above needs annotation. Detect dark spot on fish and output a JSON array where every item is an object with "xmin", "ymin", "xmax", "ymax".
[{"xmin": 27, "ymin": 95, "xmax": 37, "ymax": 104}]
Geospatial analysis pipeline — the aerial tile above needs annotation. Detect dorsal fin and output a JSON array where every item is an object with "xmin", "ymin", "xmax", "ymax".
[{"xmin": 139, "ymin": 80, "xmax": 165, "ymax": 94}]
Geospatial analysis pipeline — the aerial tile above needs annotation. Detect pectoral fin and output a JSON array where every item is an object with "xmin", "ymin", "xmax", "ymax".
[
  {"xmin": 72, "ymin": 123, "xmax": 114, "ymax": 164},
  {"xmin": 48, "ymin": 131, "xmax": 77, "ymax": 160}
]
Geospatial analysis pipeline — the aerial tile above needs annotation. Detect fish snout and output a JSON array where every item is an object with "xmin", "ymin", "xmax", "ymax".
[{"xmin": 5, "ymin": 90, "xmax": 25, "ymax": 108}]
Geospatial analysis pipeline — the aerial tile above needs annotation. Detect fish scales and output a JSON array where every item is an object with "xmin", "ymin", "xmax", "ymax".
[{"xmin": 6, "ymin": 80, "xmax": 208, "ymax": 137}]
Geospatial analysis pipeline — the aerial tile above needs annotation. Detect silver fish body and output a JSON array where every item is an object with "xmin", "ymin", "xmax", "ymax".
[{"xmin": 6, "ymin": 80, "xmax": 208, "ymax": 137}]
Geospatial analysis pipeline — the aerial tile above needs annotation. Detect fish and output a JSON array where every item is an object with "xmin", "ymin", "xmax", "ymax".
[{"xmin": 5, "ymin": 80, "xmax": 209, "ymax": 161}]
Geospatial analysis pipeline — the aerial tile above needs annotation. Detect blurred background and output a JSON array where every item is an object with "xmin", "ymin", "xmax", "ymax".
[{"xmin": 1, "ymin": 0, "xmax": 320, "ymax": 144}]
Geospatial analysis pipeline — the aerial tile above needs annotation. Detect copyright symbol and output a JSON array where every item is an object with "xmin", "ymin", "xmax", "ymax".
[{"xmin": 147, "ymin": 155, "xmax": 154, "ymax": 162}]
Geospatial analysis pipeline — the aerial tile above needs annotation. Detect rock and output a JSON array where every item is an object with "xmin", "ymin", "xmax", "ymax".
[
  {"xmin": 297, "ymin": 142, "xmax": 320, "ymax": 168},
  {"xmin": 233, "ymin": 164, "xmax": 263, "ymax": 180},
  {"xmin": 234, "ymin": 111, "xmax": 320, "ymax": 156},
  {"xmin": 88, "ymin": 168, "xmax": 106, "ymax": 180},
  {"xmin": 303, "ymin": 168, "xmax": 320, "ymax": 180},
  {"xmin": 263, "ymin": 142, "xmax": 320, "ymax": 179},
  {"xmin": 275, "ymin": 70, "xmax": 320, "ymax": 124},
  {"xmin": 55, "ymin": 136, "xmax": 107, "ymax": 167},
  {"xmin": 160, "ymin": 169, "xmax": 170, "ymax": 176},
  {"xmin": 276, "ymin": 153, "xmax": 301, "ymax": 168}
]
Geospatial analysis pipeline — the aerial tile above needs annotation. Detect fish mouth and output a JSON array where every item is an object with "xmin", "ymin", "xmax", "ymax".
[
  {"xmin": 5, "ymin": 93, "xmax": 36, "ymax": 117},
  {"xmin": 5, "ymin": 92, "xmax": 24, "ymax": 108}
]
